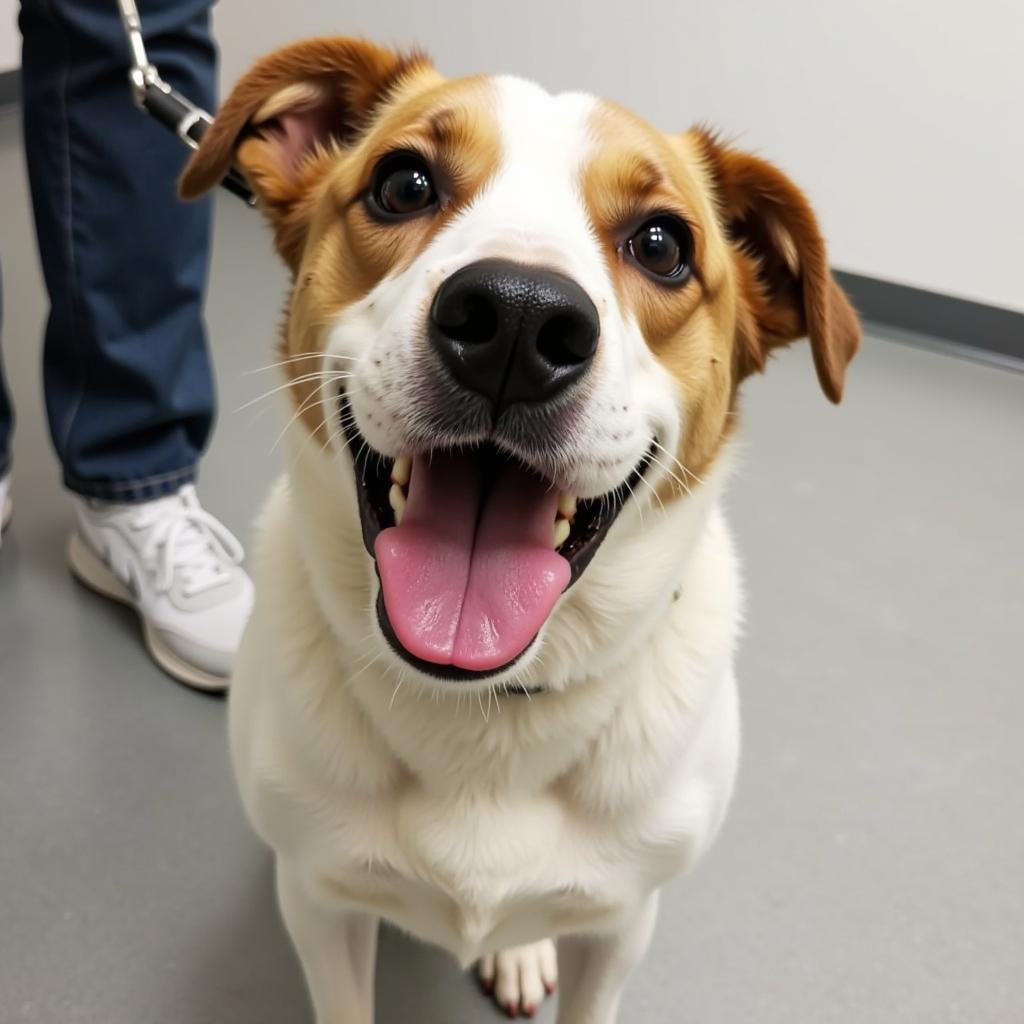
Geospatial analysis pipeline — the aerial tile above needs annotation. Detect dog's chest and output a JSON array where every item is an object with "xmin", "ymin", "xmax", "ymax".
[{"xmin": 304, "ymin": 784, "xmax": 644, "ymax": 960}]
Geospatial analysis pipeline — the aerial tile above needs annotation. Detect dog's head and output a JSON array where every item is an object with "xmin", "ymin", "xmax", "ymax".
[{"xmin": 183, "ymin": 37, "xmax": 860, "ymax": 687}]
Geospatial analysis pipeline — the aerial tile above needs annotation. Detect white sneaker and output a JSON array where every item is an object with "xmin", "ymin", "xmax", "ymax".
[
  {"xmin": 67, "ymin": 484, "xmax": 253, "ymax": 692},
  {"xmin": 0, "ymin": 472, "xmax": 11, "ymax": 542}
]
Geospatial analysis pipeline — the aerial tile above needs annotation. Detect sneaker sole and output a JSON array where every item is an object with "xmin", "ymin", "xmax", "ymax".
[{"xmin": 67, "ymin": 531, "xmax": 228, "ymax": 694}]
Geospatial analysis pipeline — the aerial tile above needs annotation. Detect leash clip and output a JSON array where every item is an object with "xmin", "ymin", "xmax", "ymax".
[
  {"xmin": 115, "ymin": 0, "xmax": 255, "ymax": 206},
  {"xmin": 118, "ymin": 0, "xmax": 153, "ymax": 107}
]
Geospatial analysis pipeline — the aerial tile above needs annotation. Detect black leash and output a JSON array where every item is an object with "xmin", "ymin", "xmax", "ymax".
[{"xmin": 116, "ymin": 0, "xmax": 256, "ymax": 206}]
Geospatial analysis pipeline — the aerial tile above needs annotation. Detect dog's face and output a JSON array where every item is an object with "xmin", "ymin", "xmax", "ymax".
[{"xmin": 184, "ymin": 38, "xmax": 860, "ymax": 687}]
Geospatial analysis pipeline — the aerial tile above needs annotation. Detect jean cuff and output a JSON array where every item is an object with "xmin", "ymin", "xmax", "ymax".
[
  {"xmin": 63, "ymin": 463, "xmax": 198, "ymax": 503},
  {"xmin": 0, "ymin": 452, "xmax": 10, "ymax": 480}
]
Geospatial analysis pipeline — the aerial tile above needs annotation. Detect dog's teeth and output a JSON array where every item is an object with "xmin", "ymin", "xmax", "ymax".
[
  {"xmin": 553, "ymin": 517, "xmax": 571, "ymax": 549},
  {"xmin": 558, "ymin": 493, "xmax": 577, "ymax": 521},
  {"xmin": 391, "ymin": 455, "xmax": 411, "ymax": 487},
  {"xmin": 389, "ymin": 483, "xmax": 407, "ymax": 524}
]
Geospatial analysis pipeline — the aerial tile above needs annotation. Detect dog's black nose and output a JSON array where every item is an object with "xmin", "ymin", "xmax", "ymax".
[{"xmin": 429, "ymin": 259, "xmax": 599, "ymax": 414}]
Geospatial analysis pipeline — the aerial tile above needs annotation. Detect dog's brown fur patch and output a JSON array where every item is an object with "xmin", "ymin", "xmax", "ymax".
[
  {"xmin": 581, "ymin": 104, "xmax": 860, "ymax": 502},
  {"xmin": 581, "ymin": 107, "xmax": 739, "ymax": 497},
  {"xmin": 181, "ymin": 41, "xmax": 504, "ymax": 442},
  {"xmin": 281, "ymin": 75, "xmax": 502, "ymax": 440}
]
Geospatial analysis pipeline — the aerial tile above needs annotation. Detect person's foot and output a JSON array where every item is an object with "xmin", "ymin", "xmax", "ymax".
[
  {"xmin": 67, "ymin": 484, "xmax": 253, "ymax": 693},
  {"xmin": 0, "ymin": 472, "xmax": 11, "ymax": 542}
]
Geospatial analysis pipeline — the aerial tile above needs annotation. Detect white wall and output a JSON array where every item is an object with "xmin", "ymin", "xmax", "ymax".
[{"xmin": 215, "ymin": 0, "xmax": 1024, "ymax": 313}]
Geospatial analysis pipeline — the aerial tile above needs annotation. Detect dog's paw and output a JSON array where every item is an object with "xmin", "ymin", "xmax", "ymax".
[{"xmin": 478, "ymin": 940, "xmax": 558, "ymax": 1018}]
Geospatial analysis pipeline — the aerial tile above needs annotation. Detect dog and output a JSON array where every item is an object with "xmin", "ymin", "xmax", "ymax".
[{"xmin": 181, "ymin": 36, "xmax": 860, "ymax": 1022}]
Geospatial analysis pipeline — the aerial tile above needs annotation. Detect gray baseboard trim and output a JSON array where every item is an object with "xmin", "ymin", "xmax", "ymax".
[
  {"xmin": 0, "ymin": 70, "xmax": 18, "ymax": 106},
  {"xmin": 835, "ymin": 269, "xmax": 1023, "ymax": 364},
  {"xmin": 865, "ymin": 322, "xmax": 1024, "ymax": 375}
]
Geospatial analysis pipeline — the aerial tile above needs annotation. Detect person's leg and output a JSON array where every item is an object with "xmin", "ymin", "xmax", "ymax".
[
  {"xmin": 0, "ymin": 261, "xmax": 13, "ymax": 485},
  {"xmin": 18, "ymin": 0, "xmax": 252, "ymax": 692},
  {"xmin": 19, "ymin": 0, "xmax": 216, "ymax": 502},
  {"xmin": 0, "ymin": 261, "xmax": 13, "ymax": 533}
]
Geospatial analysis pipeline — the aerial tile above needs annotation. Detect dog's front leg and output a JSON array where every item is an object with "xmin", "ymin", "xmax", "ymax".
[
  {"xmin": 555, "ymin": 894, "xmax": 659, "ymax": 1024},
  {"xmin": 276, "ymin": 861, "xmax": 379, "ymax": 1024}
]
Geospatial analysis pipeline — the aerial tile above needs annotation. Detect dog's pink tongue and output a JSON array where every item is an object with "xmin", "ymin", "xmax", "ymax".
[{"xmin": 375, "ymin": 454, "xmax": 569, "ymax": 671}]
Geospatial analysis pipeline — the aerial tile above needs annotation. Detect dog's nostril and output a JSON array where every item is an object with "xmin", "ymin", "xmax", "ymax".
[
  {"xmin": 434, "ymin": 293, "xmax": 499, "ymax": 346},
  {"xmin": 536, "ymin": 313, "xmax": 598, "ymax": 368}
]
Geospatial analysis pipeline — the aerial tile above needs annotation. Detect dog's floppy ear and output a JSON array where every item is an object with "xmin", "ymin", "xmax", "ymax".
[
  {"xmin": 694, "ymin": 130, "xmax": 861, "ymax": 403},
  {"xmin": 179, "ymin": 37, "xmax": 431, "ymax": 264}
]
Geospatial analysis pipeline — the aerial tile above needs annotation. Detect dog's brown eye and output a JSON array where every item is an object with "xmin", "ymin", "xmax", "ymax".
[
  {"xmin": 371, "ymin": 152, "xmax": 437, "ymax": 218},
  {"xmin": 626, "ymin": 216, "xmax": 694, "ymax": 281}
]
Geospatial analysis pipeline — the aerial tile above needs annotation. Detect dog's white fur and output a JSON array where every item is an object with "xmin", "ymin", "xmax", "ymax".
[{"xmin": 230, "ymin": 79, "xmax": 743, "ymax": 1022}]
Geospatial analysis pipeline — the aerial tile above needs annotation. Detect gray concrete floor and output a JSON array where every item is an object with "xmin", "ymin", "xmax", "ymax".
[{"xmin": 2, "ymin": 107, "xmax": 1023, "ymax": 1024}]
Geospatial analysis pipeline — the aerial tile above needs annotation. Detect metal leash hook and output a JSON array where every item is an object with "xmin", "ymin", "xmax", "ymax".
[{"xmin": 116, "ymin": 0, "xmax": 256, "ymax": 206}]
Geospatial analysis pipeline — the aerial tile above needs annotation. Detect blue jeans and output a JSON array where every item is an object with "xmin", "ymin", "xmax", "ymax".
[{"xmin": 0, "ymin": 0, "xmax": 216, "ymax": 501}]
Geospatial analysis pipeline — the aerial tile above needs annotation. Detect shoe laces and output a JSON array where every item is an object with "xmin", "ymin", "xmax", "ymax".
[{"xmin": 128, "ymin": 486, "xmax": 244, "ymax": 597}]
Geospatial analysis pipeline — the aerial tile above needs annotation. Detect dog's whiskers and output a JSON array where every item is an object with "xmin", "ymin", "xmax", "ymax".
[
  {"xmin": 270, "ymin": 377, "xmax": 347, "ymax": 455},
  {"xmin": 635, "ymin": 469, "xmax": 667, "ymax": 513},
  {"xmin": 651, "ymin": 439, "xmax": 703, "ymax": 488},
  {"xmin": 348, "ymin": 651, "xmax": 384, "ymax": 686},
  {"xmin": 647, "ymin": 453, "xmax": 692, "ymax": 499},
  {"xmin": 235, "ymin": 370, "xmax": 353, "ymax": 414},
  {"xmin": 290, "ymin": 411, "xmax": 343, "ymax": 468},
  {"xmin": 622, "ymin": 476, "xmax": 645, "ymax": 529},
  {"xmin": 319, "ymin": 410, "xmax": 358, "ymax": 457},
  {"xmin": 242, "ymin": 352, "xmax": 361, "ymax": 376},
  {"xmin": 389, "ymin": 678, "xmax": 404, "ymax": 711}
]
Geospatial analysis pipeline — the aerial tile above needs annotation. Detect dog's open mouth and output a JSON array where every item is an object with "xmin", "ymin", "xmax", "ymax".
[{"xmin": 343, "ymin": 396, "xmax": 651, "ymax": 681}]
